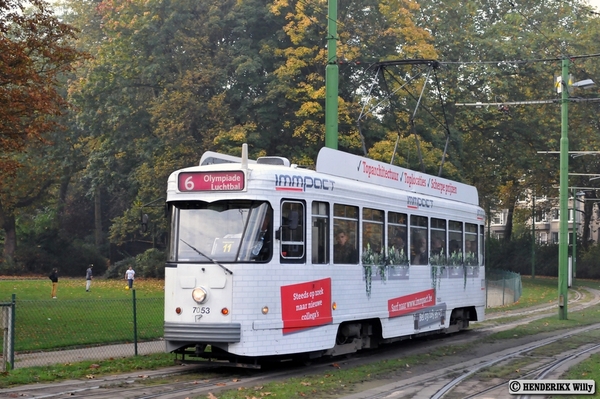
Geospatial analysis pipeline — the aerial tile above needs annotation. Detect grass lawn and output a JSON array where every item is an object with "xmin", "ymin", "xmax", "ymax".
[
  {"xmin": 1, "ymin": 278, "xmax": 164, "ymax": 352},
  {"xmin": 1, "ymin": 276, "xmax": 164, "ymax": 300}
]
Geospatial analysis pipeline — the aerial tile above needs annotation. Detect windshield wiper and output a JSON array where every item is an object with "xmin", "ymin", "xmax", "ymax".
[{"xmin": 180, "ymin": 239, "xmax": 233, "ymax": 275}]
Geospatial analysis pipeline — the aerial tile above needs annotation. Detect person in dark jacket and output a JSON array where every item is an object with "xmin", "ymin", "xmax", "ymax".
[{"xmin": 49, "ymin": 268, "xmax": 58, "ymax": 298}]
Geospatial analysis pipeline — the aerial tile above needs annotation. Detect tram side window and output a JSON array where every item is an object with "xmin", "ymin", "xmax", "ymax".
[
  {"xmin": 333, "ymin": 204, "xmax": 358, "ymax": 264},
  {"xmin": 410, "ymin": 215, "xmax": 428, "ymax": 265},
  {"xmin": 363, "ymin": 208, "xmax": 384, "ymax": 258},
  {"xmin": 312, "ymin": 201, "xmax": 329, "ymax": 264},
  {"xmin": 167, "ymin": 204, "xmax": 177, "ymax": 262},
  {"xmin": 448, "ymin": 220, "xmax": 463, "ymax": 263},
  {"xmin": 479, "ymin": 225, "xmax": 485, "ymax": 266},
  {"xmin": 387, "ymin": 212, "xmax": 407, "ymax": 263},
  {"xmin": 280, "ymin": 201, "xmax": 305, "ymax": 261},
  {"xmin": 465, "ymin": 223, "xmax": 478, "ymax": 266},
  {"xmin": 430, "ymin": 218, "xmax": 447, "ymax": 264}
]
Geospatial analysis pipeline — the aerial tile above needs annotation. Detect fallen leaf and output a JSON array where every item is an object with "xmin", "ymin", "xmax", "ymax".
[
  {"xmin": 89, "ymin": 364, "xmax": 100, "ymax": 369},
  {"xmin": 86, "ymin": 374, "xmax": 95, "ymax": 379},
  {"xmin": 207, "ymin": 393, "xmax": 218, "ymax": 399},
  {"xmin": 216, "ymin": 382, "xmax": 227, "ymax": 386}
]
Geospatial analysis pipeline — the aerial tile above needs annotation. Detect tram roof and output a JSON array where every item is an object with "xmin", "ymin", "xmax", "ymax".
[
  {"xmin": 190, "ymin": 147, "xmax": 480, "ymax": 207},
  {"xmin": 316, "ymin": 148, "xmax": 479, "ymax": 206}
]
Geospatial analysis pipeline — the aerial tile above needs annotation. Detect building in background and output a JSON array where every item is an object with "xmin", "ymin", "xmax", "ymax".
[{"xmin": 489, "ymin": 192, "xmax": 600, "ymax": 244}]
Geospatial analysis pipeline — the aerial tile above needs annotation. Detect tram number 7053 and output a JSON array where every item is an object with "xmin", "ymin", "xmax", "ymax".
[{"xmin": 193, "ymin": 307, "xmax": 210, "ymax": 314}]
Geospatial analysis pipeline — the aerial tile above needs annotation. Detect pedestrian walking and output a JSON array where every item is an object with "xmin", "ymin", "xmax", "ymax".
[
  {"xmin": 49, "ymin": 268, "xmax": 58, "ymax": 298},
  {"xmin": 125, "ymin": 266, "xmax": 135, "ymax": 289},
  {"xmin": 85, "ymin": 264, "xmax": 93, "ymax": 292}
]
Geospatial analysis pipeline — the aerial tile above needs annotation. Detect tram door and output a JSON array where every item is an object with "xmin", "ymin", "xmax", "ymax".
[{"xmin": 280, "ymin": 200, "xmax": 305, "ymax": 261}]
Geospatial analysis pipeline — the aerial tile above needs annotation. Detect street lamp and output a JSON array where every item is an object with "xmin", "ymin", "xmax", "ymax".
[{"xmin": 557, "ymin": 58, "xmax": 595, "ymax": 320}]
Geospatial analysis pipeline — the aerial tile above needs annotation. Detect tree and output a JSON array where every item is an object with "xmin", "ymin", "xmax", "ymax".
[
  {"xmin": 0, "ymin": 0, "xmax": 83, "ymax": 257},
  {"xmin": 270, "ymin": 0, "xmax": 439, "ymax": 164},
  {"xmin": 414, "ymin": 0, "xmax": 600, "ymax": 240}
]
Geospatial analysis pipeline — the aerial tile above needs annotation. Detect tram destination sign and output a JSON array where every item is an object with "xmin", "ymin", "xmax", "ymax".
[{"xmin": 178, "ymin": 171, "xmax": 245, "ymax": 192}]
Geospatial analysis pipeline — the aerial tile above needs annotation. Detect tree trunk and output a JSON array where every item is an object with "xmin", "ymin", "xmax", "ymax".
[
  {"xmin": 503, "ymin": 199, "xmax": 516, "ymax": 242},
  {"xmin": 582, "ymin": 196, "xmax": 595, "ymax": 250},
  {"xmin": 94, "ymin": 186, "xmax": 103, "ymax": 247},
  {"xmin": 0, "ymin": 203, "xmax": 17, "ymax": 258}
]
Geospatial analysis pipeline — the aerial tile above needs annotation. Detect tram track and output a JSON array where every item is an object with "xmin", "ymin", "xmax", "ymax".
[
  {"xmin": 339, "ymin": 286, "xmax": 600, "ymax": 399},
  {"xmin": 340, "ymin": 323, "xmax": 600, "ymax": 399},
  {"xmin": 3, "ymin": 286, "xmax": 600, "ymax": 399}
]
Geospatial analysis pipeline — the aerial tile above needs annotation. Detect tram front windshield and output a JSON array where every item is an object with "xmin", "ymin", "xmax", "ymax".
[{"xmin": 168, "ymin": 200, "xmax": 271, "ymax": 263}]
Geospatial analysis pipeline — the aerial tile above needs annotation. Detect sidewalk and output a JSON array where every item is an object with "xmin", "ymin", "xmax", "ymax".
[{"xmin": 13, "ymin": 340, "xmax": 165, "ymax": 368}]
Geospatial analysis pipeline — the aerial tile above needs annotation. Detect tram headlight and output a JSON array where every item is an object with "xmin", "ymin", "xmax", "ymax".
[{"xmin": 191, "ymin": 287, "xmax": 208, "ymax": 304}]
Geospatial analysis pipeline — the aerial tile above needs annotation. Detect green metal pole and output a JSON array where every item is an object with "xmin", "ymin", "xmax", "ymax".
[
  {"xmin": 572, "ymin": 189, "xmax": 577, "ymax": 287},
  {"xmin": 10, "ymin": 294, "xmax": 15, "ymax": 370},
  {"xmin": 324, "ymin": 0, "xmax": 338, "ymax": 149},
  {"xmin": 532, "ymin": 194, "xmax": 535, "ymax": 279},
  {"xmin": 558, "ymin": 58, "xmax": 569, "ymax": 320},
  {"xmin": 132, "ymin": 289, "xmax": 138, "ymax": 356}
]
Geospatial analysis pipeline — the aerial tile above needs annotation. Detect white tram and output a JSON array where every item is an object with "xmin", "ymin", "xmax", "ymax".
[{"xmin": 164, "ymin": 144, "xmax": 486, "ymax": 366}]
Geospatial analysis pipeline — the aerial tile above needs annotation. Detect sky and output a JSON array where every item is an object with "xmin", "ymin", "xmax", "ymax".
[{"xmin": 588, "ymin": 0, "xmax": 600, "ymax": 9}]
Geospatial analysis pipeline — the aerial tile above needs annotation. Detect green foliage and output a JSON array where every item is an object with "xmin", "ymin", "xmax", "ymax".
[
  {"xmin": 577, "ymin": 244, "xmax": 600, "ymax": 280},
  {"xmin": 387, "ymin": 246, "xmax": 408, "ymax": 266},
  {"xmin": 134, "ymin": 249, "xmax": 166, "ymax": 279},
  {"xmin": 487, "ymin": 235, "xmax": 600, "ymax": 280},
  {"xmin": 429, "ymin": 251, "xmax": 446, "ymax": 266},
  {"xmin": 104, "ymin": 249, "xmax": 166, "ymax": 279},
  {"xmin": 0, "ymin": 353, "xmax": 175, "ymax": 389},
  {"xmin": 104, "ymin": 257, "xmax": 136, "ymax": 280},
  {"xmin": 0, "ymin": 257, "xmax": 24, "ymax": 276},
  {"xmin": 4, "ymin": 0, "xmax": 600, "ymax": 272},
  {"xmin": 448, "ymin": 251, "xmax": 463, "ymax": 266},
  {"xmin": 13, "ymin": 220, "xmax": 107, "ymax": 277}
]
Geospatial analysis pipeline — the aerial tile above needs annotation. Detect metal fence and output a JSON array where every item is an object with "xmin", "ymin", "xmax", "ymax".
[
  {"xmin": 2, "ymin": 273, "xmax": 523, "ymax": 370},
  {"xmin": 486, "ymin": 269, "xmax": 522, "ymax": 308},
  {"xmin": 1, "ymin": 298, "xmax": 14, "ymax": 371},
  {"xmin": 1, "ymin": 290, "xmax": 164, "ymax": 369}
]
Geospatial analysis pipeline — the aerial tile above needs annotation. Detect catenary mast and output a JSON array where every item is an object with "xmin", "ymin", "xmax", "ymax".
[{"xmin": 324, "ymin": 0, "xmax": 338, "ymax": 149}]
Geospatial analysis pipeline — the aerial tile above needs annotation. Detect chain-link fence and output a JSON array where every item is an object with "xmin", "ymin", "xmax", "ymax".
[
  {"xmin": 2, "ymin": 290, "xmax": 165, "ymax": 369},
  {"xmin": 486, "ymin": 269, "xmax": 522, "ymax": 308}
]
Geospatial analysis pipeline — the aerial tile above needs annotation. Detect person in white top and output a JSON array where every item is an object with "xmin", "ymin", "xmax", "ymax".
[
  {"xmin": 125, "ymin": 266, "xmax": 135, "ymax": 289},
  {"xmin": 85, "ymin": 264, "xmax": 93, "ymax": 292}
]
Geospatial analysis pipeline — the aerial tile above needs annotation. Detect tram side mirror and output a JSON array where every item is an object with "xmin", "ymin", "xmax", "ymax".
[{"xmin": 141, "ymin": 213, "xmax": 149, "ymax": 233}]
